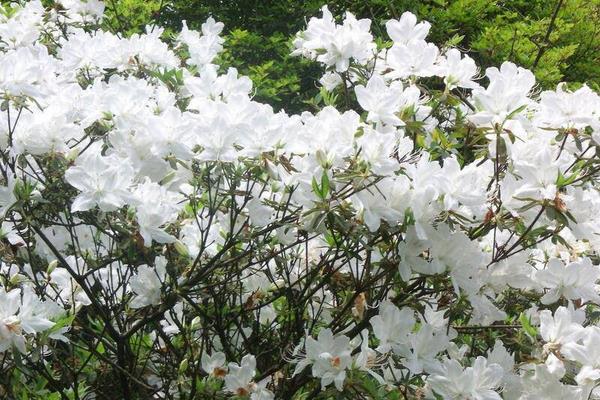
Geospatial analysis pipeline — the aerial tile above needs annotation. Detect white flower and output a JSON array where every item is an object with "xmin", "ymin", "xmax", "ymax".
[
  {"xmin": 0, "ymin": 288, "xmax": 55, "ymax": 353},
  {"xmin": 395, "ymin": 323, "xmax": 450, "ymax": 374},
  {"xmin": 319, "ymin": 71, "xmax": 343, "ymax": 91},
  {"xmin": 49, "ymin": 257, "xmax": 91, "ymax": 307},
  {"xmin": 224, "ymin": 354, "xmax": 259, "ymax": 397},
  {"xmin": 427, "ymin": 356, "xmax": 504, "ymax": 400},
  {"xmin": 562, "ymin": 326, "xmax": 600, "ymax": 385},
  {"xmin": 177, "ymin": 18, "xmax": 224, "ymax": 67},
  {"xmin": 65, "ymin": 150, "xmax": 134, "ymax": 212},
  {"xmin": 539, "ymin": 306, "xmax": 585, "ymax": 349},
  {"xmin": 385, "ymin": 12, "xmax": 431, "ymax": 45},
  {"xmin": 469, "ymin": 61, "xmax": 535, "ymax": 126},
  {"xmin": 519, "ymin": 362, "xmax": 584, "ymax": 400},
  {"xmin": 131, "ymin": 179, "xmax": 183, "ymax": 247},
  {"xmin": 291, "ymin": 6, "xmax": 375, "ymax": 72},
  {"xmin": 537, "ymin": 83, "xmax": 600, "ymax": 132},
  {"xmin": 352, "ymin": 176, "xmax": 410, "ymax": 232},
  {"xmin": 441, "ymin": 49, "xmax": 479, "ymax": 90},
  {"xmin": 386, "ymin": 41, "xmax": 440, "ymax": 79},
  {"xmin": 129, "ymin": 256, "xmax": 168, "ymax": 309},
  {"xmin": 59, "ymin": 0, "xmax": 105, "ymax": 22},
  {"xmin": 354, "ymin": 75, "xmax": 406, "ymax": 126},
  {"xmin": 0, "ymin": 1, "xmax": 44, "ymax": 49},
  {"xmin": 536, "ymin": 257, "xmax": 600, "ymax": 305},
  {"xmin": 201, "ymin": 351, "xmax": 227, "ymax": 378},
  {"xmin": 293, "ymin": 329, "xmax": 354, "ymax": 391},
  {"xmin": 0, "ymin": 176, "xmax": 17, "ymax": 217},
  {"xmin": 370, "ymin": 301, "xmax": 415, "ymax": 353}
]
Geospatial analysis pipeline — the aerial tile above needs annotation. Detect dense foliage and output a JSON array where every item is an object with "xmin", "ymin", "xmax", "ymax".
[
  {"xmin": 104, "ymin": 0, "xmax": 600, "ymax": 112},
  {"xmin": 1, "ymin": 1, "xmax": 600, "ymax": 400}
]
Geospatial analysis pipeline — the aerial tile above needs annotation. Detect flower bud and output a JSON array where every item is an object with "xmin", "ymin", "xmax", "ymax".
[
  {"xmin": 10, "ymin": 273, "xmax": 26, "ymax": 285},
  {"xmin": 47, "ymin": 259, "xmax": 58, "ymax": 275},
  {"xmin": 178, "ymin": 358, "xmax": 189, "ymax": 374},
  {"xmin": 174, "ymin": 240, "xmax": 189, "ymax": 258},
  {"xmin": 315, "ymin": 149, "xmax": 332, "ymax": 169},
  {"xmin": 190, "ymin": 316, "xmax": 201, "ymax": 331}
]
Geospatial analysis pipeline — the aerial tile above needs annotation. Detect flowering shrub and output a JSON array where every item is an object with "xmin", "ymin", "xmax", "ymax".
[{"xmin": 1, "ymin": 1, "xmax": 600, "ymax": 399}]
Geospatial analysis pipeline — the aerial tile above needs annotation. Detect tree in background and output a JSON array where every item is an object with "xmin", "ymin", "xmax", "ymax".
[{"xmin": 102, "ymin": 0, "xmax": 599, "ymax": 112}]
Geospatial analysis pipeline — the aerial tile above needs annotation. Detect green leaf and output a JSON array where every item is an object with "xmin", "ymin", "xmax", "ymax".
[
  {"xmin": 311, "ymin": 176, "xmax": 322, "ymax": 199},
  {"xmin": 320, "ymin": 171, "xmax": 330, "ymax": 199},
  {"xmin": 519, "ymin": 312, "xmax": 538, "ymax": 338},
  {"xmin": 445, "ymin": 33, "xmax": 465, "ymax": 47},
  {"xmin": 505, "ymin": 104, "xmax": 527, "ymax": 121},
  {"xmin": 556, "ymin": 171, "xmax": 577, "ymax": 188}
]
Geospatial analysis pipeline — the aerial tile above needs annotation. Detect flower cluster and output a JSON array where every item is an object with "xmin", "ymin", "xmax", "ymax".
[{"xmin": 1, "ymin": 1, "xmax": 600, "ymax": 399}]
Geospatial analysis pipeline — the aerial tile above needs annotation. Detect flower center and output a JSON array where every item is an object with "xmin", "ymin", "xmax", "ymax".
[
  {"xmin": 330, "ymin": 356, "xmax": 341, "ymax": 368},
  {"xmin": 2, "ymin": 316, "xmax": 22, "ymax": 335}
]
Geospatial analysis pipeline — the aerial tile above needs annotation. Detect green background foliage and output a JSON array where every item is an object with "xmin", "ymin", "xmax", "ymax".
[{"xmin": 101, "ymin": 0, "xmax": 599, "ymax": 111}]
